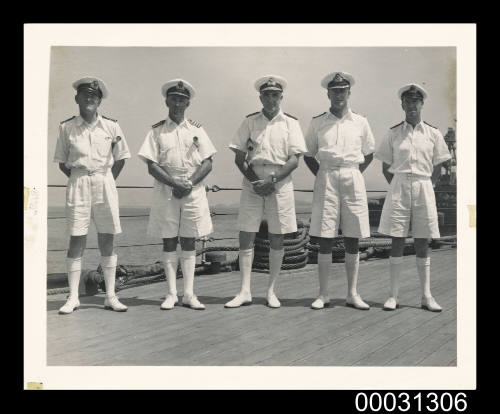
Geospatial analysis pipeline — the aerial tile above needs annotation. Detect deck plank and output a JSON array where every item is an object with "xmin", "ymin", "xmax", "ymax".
[
  {"xmin": 47, "ymin": 248, "xmax": 456, "ymax": 366},
  {"xmin": 417, "ymin": 337, "xmax": 458, "ymax": 366},
  {"xmin": 278, "ymin": 279, "xmax": 456, "ymax": 366}
]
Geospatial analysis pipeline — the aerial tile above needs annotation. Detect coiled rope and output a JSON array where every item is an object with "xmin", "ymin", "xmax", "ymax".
[{"xmin": 47, "ymin": 183, "xmax": 457, "ymax": 294}]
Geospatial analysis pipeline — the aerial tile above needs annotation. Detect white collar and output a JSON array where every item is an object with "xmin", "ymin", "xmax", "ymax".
[
  {"xmin": 75, "ymin": 113, "xmax": 102, "ymax": 127},
  {"xmin": 166, "ymin": 117, "xmax": 188, "ymax": 128},
  {"xmin": 327, "ymin": 108, "xmax": 353, "ymax": 121},
  {"xmin": 261, "ymin": 109, "xmax": 285, "ymax": 122},
  {"xmin": 403, "ymin": 119, "xmax": 425, "ymax": 131}
]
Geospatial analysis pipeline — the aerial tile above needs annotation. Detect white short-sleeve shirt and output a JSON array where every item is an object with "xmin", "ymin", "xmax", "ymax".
[
  {"xmin": 375, "ymin": 120, "xmax": 451, "ymax": 177},
  {"xmin": 138, "ymin": 117, "xmax": 217, "ymax": 173},
  {"xmin": 229, "ymin": 110, "xmax": 307, "ymax": 166},
  {"xmin": 53, "ymin": 114, "xmax": 131, "ymax": 169},
  {"xmin": 304, "ymin": 109, "xmax": 375, "ymax": 167}
]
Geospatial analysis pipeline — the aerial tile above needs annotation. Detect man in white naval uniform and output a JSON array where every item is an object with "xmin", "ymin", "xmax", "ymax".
[
  {"xmin": 53, "ymin": 77, "xmax": 131, "ymax": 314},
  {"xmin": 375, "ymin": 83, "xmax": 451, "ymax": 312},
  {"xmin": 138, "ymin": 79, "xmax": 217, "ymax": 311},
  {"xmin": 225, "ymin": 75, "xmax": 307, "ymax": 309},
  {"xmin": 304, "ymin": 72, "xmax": 375, "ymax": 310}
]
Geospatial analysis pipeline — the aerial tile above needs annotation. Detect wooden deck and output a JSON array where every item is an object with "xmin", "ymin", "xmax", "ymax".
[{"xmin": 47, "ymin": 248, "xmax": 456, "ymax": 366}]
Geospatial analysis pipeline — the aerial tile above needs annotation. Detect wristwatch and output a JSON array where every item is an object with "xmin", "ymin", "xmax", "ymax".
[
  {"xmin": 270, "ymin": 173, "xmax": 277, "ymax": 184},
  {"xmin": 186, "ymin": 179, "xmax": 193, "ymax": 187}
]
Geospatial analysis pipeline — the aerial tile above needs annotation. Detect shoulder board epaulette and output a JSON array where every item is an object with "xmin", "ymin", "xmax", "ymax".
[
  {"xmin": 313, "ymin": 112, "xmax": 327, "ymax": 119},
  {"xmin": 390, "ymin": 121, "xmax": 404, "ymax": 129},
  {"xmin": 424, "ymin": 121, "xmax": 438, "ymax": 129},
  {"xmin": 188, "ymin": 119, "xmax": 202, "ymax": 128},
  {"xmin": 60, "ymin": 116, "xmax": 75, "ymax": 125},
  {"xmin": 246, "ymin": 111, "xmax": 260, "ymax": 118},
  {"xmin": 152, "ymin": 120, "xmax": 166, "ymax": 128},
  {"xmin": 284, "ymin": 112, "xmax": 298, "ymax": 120},
  {"xmin": 102, "ymin": 115, "xmax": 117, "ymax": 122}
]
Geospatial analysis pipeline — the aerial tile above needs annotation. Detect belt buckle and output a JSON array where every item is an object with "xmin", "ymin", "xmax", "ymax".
[
  {"xmin": 87, "ymin": 170, "xmax": 96, "ymax": 176},
  {"xmin": 406, "ymin": 173, "xmax": 412, "ymax": 179}
]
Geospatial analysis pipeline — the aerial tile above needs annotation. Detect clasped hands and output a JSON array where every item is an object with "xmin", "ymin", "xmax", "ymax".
[
  {"xmin": 252, "ymin": 175, "xmax": 275, "ymax": 197},
  {"xmin": 172, "ymin": 177, "xmax": 193, "ymax": 199}
]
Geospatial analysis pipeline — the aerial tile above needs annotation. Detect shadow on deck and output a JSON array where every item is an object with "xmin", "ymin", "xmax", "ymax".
[{"xmin": 47, "ymin": 248, "xmax": 456, "ymax": 367}]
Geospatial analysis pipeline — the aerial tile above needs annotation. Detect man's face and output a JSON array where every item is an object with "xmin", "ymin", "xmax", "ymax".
[
  {"xmin": 166, "ymin": 94, "xmax": 190, "ymax": 117},
  {"xmin": 401, "ymin": 95, "xmax": 423, "ymax": 119},
  {"xmin": 75, "ymin": 89, "xmax": 102, "ymax": 113},
  {"xmin": 260, "ymin": 90, "xmax": 283, "ymax": 114},
  {"xmin": 328, "ymin": 87, "xmax": 350, "ymax": 111}
]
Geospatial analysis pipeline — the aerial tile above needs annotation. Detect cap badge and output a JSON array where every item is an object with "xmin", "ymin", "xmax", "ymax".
[
  {"xmin": 177, "ymin": 81, "xmax": 184, "ymax": 89},
  {"xmin": 333, "ymin": 73, "xmax": 344, "ymax": 82},
  {"xmin": 91, "ymin": 80, "xmax": 99, "ymax": 89},
  {"xmin": 267, "ymin": 78, "xmax": 276, "ymax": 86}
]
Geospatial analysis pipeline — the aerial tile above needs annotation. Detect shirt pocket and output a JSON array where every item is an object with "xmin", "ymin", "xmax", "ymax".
[
  {"xmin": 345, "ymin": 132, "xmax": 363, "ymax": 153},
  {"xmin": 317, "ymin": 126, "xmax": 335, "ymax": 149},
  {"xmin": 67, "ymin": 134, "xmax": 88, "ymax": 162},
  {"xmin": 250, "ymin": 128, "xmax": 265, "ymax": 145},
  {"xmin": 266, "ymin": 125, "xmax": 288, "ymax": 159},
  {"xmin": 95, "ymin": 136, "xmax": 113, "ymax": 158},
  {"xmin": 415, "ymin": 136, "xmax": 434, "ymax": 166},
  {"xmin": 184, "ymin": 142, "xmax": 203, "ymax": 166},
  {"xmin": 159, "ymin": 141, "xmax": 181, "ymax": 167}
]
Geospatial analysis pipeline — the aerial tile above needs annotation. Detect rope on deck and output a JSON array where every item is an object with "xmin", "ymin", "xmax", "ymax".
[{"xmin": 47, "ymin": 183, "xmax": 457, "ymax": 292}]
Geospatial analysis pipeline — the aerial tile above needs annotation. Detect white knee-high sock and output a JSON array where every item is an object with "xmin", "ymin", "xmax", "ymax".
[
  {"xmin": 416, "ymin": 256, "xmax": 432, "ymax": 298},
  {"xmin": 101, "ymin": 254, "xmax": 118, "ymax": 297},
  {"xmin": 317, "ymin": 253, "xmax": 331, "ymax": 298},
  {"xmin": 66, "ymin": 257, "xmax": 82, "ymax": 300},
  {"xmin": 180, "ymin": 250, "xmax": 196, "ymax": 298},
  {"xmin": 389, "ymin": 256, "xmax": 403, "ymax": 299},
  {"xmin": 162, "ymin": 251, "xmax": 178, "ymax": 297},
  {"xmin": 345, "ymin": 252, "xmax": 360, "ymax": 297},
  {"xmin": 268, "ymin": 248, "xmax": 285, "ymax": 296},
  {"xmin": 239, "ymin": 248, "xmax": 253, "ymax": 295}
]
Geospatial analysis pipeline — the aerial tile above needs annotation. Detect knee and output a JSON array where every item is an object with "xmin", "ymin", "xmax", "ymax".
[
  {"xmin": 268, "ymin": 233, "xmax": 284, "ymax": 250},
  {"xmin": 239, "ymin": 231, "xmax": 256, "ymax": 250},
  {"xmin": 98, "ymin": 233, "xmax": 115, "ymax": 256},
  {"xmin": 163, "ymin": 237, "xmax": 179, "ymax": 252},
  {"xmin": 414, "ymin": 238, "xmax": 430, "ymax": 257},
  {"xmin": 390, "ymin": 237, "xmax": 406, "ymax": 256},
  {"xmin": 318, "ymin": 237, "xmax": 333, "ymax": 254},
  {"xmin": 68, "ymin": 235, "xmax": 86, "ymax": 258},
  {"xmin": 344, "ymin": 237, "xmax": 359, "ymax": 254},
  {"xmin": 180, "ymin": 237, "xmax": 196, "ymax": 251}
]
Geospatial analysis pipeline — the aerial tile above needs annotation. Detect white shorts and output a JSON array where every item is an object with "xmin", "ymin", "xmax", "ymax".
[
  {"xmin": 237, "ymin": 164, "xmax": 297, "ymax": 235},
  {"xmin": 66, "ymin": 169, "xmax": 122, "ymax": 236},
  {"xmin": 378, "ymin": 173, "xmax": 440, "ymax": 239},
  {"xmin": 147, "ymin": 183, "xmax": 213, "ymax": 239},
  {"xmin": 309, "ymin": 166, "xmax": 370, "ymax": 239}
]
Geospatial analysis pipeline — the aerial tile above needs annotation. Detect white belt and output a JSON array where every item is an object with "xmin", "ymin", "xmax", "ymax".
[
  {"xmin": 70, "ymin": 167, "xmax": 111, "ymax": 205},
  {"xmin": 395, "ymin": 172, "xmax": 430, "ymax": 180},
  {"xmin": 319, "ymin": 163, "xmax": 359, "ymax": 170}
]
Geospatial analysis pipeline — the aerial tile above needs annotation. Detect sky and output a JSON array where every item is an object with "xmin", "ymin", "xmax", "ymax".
[{"xmin": 47, "ymin": 46, "xmax": 456, "ymax": 207}]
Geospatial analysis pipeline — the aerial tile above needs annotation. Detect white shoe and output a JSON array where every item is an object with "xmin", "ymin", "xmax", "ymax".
[
  {"xmin": 346, "ymin": 294, "xmax": 370, "ymax": 310},
  {"xmin": 224, "ymin": 293, "xmax": 252, "ymax": 308},
  {"xmin": 59, "ymin": 297, "xmax": 80, "ymax": 315},
  {"xmin": 383, "ymin": 297, "xmax": 399, "ymax": 311},
  {"xmin": 421, "ymin": 296, "xmax": 442, "ymax": 312},
  {"xmin": 266, "ymin": 293, "xmax": 281, "ymax": 309},
  {"xmin": 311, "ymin": 295, "xmax": 330, "ymax": 310},
  {"xmin": 160, "ymin": 294, "xmax": 178, "ymax": 310},
  {"xmin": 182, "ymin": 295, "xmax": 205, "ymax": 310},
  {"xmin": 104, "ymin": 295, "xmax": 128, "ymax": 312}
]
